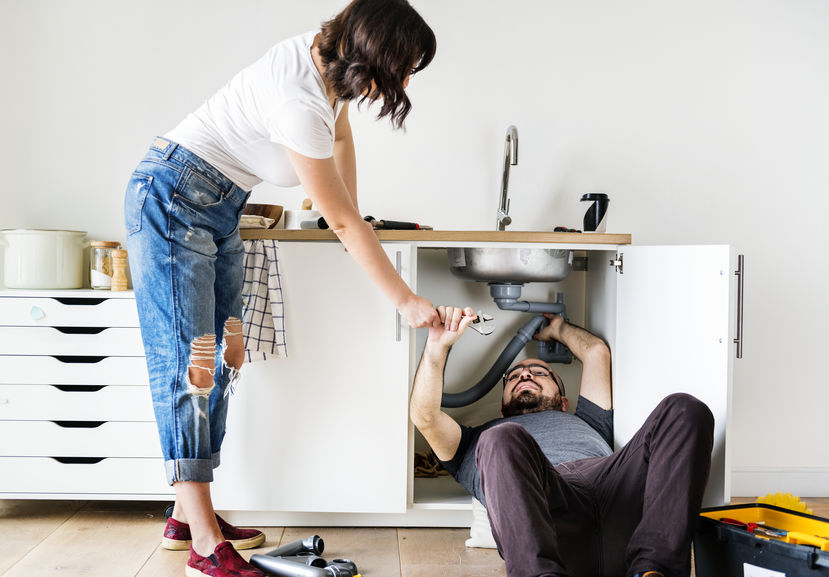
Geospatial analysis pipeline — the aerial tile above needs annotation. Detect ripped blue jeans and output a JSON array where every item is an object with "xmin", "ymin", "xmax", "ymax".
[{"xmin": 124, "ymin": 137, "xmax": 250, "ymax": 484}]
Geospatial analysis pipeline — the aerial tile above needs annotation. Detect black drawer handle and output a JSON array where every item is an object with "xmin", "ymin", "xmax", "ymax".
[
  {"xmin": 53, "ymin": 298, "xmax": 107, "ymax": 306},
  {"xmin": 52, "ymin": 385, "xmax": 106, "ymax": 393},
  {"xmin": 53, "ymin": 356, "xmax": 106, "ymax": 364},
  {"xmin": 54, "ymin": 327, "xmax": 107, "ymax": 335},
  {"xmin": 52, "ymin": 421, "xmax": 106, "ymax": 428},
  {"xmin": 51, "ymin": 457, "xmax": 106, "ymax": 464}
]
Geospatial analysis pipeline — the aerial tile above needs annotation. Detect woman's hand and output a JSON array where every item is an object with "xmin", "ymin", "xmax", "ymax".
[
  {"xmin": 426, "ymin": 305, "xmax": 476, "ymax": 349},
  {"xmin": 398, "ymin": 294, "xmax": 440, "ymax": 328},
  {"xmin": 285, "ymin": 149, "xmax": 435, "ymax": 328}
]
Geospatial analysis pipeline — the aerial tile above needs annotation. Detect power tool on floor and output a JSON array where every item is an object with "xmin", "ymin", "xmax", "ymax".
[{"xmin": 250, "ymin": 535, "xmax": 361, "ymax": 577}]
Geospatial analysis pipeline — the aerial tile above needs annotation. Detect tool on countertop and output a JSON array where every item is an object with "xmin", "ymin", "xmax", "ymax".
[
  {"xmin": 363, "ymin": 215, "xmax": 433, "ymax": 230},
  {"xmin": 554, "ymin": 226, "xmax": 582, "ymax": 233},
  {"xmin": 312, "ymin": 215, "xmax": 432, "ymax": 230},
  {"xmin": 467, "ymin": 311, "xmax": 496, "ymax": 336}
]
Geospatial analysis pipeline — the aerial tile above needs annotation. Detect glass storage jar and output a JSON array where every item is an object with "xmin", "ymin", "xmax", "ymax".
[{"xmin": 89, "ymin": 241, "xmax": 121, "ymax": 289}]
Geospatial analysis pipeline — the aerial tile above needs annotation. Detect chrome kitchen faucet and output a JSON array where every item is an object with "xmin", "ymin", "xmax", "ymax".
[{"xmin": 496, "ymin": 125, "xmax": 518, "ymax": 231}]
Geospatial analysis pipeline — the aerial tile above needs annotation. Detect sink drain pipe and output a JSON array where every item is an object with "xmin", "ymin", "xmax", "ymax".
[
  {"xmin": 489, "ymin": 283, "xmax": 566, "ymax": 314},
  {"xmin": 441, "ymin": 314, "xmax": 546, "ymax": 408},
  {"xmin": 440, "ymin": 284, "xmax": 572, "ymax": 408}
]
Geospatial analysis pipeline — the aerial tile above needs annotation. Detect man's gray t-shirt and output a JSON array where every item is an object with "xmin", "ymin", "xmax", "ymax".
[{"xmin": 439, "ymin": 397, "xmax": 614, "ymax": 506}]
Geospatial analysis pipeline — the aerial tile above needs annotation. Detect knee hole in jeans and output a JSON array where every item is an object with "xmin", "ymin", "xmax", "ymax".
[
  {"xmin": 187, "ymin": 334, "xmax": 216, "ymax": 396},
  {"xmin": 221, "ymin": 317, "xmax": 245, "ymax": 371}
]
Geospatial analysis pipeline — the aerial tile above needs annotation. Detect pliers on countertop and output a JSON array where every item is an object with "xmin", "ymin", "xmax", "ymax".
[{"xmin": 468, "ymin": 311, "xmax": 496, "ymax": 336}]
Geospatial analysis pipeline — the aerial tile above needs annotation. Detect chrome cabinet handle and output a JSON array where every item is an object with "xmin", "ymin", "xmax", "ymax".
[
  {"xmin": 734, "ymin": 254, "xmax": 745, "ymax": 358},
  {"xmin": 395, "ymin": 251, "xmax": 402, "ymax": 342}
]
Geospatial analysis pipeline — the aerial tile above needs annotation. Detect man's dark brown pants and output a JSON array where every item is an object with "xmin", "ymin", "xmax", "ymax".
[{"xmin": 477, "ymin": 393, "xmax": 714, "ymax": 577}]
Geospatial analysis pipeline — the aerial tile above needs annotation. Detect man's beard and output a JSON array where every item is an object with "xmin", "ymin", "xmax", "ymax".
[{"xmin": 502, "ymin": 389, "xmax": 562, "ymax": 417}]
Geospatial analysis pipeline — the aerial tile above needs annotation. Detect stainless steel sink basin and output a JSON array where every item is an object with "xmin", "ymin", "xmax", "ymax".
[{"xmin": 448, "ymin": 247, "xmax": 572, "ymax": 283}]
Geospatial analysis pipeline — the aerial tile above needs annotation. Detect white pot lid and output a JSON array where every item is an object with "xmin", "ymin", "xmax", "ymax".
[{"xmin": 0, "ymin": 229, "xmax": 87, "ymax": 235}]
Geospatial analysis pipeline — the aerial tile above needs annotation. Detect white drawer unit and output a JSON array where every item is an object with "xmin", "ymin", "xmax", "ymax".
[
  {"xmin": 0, "ymin": 384, "xmax": 154, "ymax": 421},
  {"xmin": 0, "ymin": 290, "xmax": 173, "ymax": 499},
  {"xmin": 0, "ymin": 326, "xmax": 144, "ymax": 356},
  {"xmin": 0, "ymin": 296, "xmax": 140, "ymax": 327},
  {"xmin": 0, "ymin": 421, "xmax": 161, "ymax": 457},
  {"xmin": 0, "ymin": 457, "xmax": 170, "ymax": 496},
  {"xmin": 0, "ymin": 356, "xmax": 149, "ymax": 386}
]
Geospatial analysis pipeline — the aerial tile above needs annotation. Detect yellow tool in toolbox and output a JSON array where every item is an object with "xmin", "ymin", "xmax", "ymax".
[{"xmin": 695, "ymin": 503, "xmax": 829, "ymax": 577}]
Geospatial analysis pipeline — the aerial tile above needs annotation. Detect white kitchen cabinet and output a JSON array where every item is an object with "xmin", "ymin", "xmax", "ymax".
[
  {"xmin": 0, "ymin": 290, "xmax": 171, "ymax": 499},
  {"xmin": 212, "ymin": 242, "xmax": 413, "ymax": 515},
  {"xmin": 0, "ymin": 239, "xmax": 738, "ymax": 525}
]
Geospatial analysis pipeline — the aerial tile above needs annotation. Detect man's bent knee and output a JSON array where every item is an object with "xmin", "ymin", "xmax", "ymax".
[
  {"xmin": 662, "ymin": 393, "xmax": 713, "ymax": 424},
  {"xmin": 479, "ymin": 422, "xmax": 532, "ymax": 446},
  {"xmin": 477, "ymin": 422, "xmax": 536, "ymax": 465}
]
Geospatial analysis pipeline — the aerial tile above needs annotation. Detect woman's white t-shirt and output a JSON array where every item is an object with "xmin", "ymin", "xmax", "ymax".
[{"xmin": 166, "ymin": 31, "xmax": 342, "ymax": 191}]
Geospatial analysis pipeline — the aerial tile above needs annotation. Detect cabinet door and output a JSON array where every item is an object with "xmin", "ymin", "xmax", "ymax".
[
  {"xmin": 212, "ymin": 242, "xmax": 411, "ymax": 513},
  {"xmin": 612, "ymin": 245, "xmax": 734, "ymax": 507}
]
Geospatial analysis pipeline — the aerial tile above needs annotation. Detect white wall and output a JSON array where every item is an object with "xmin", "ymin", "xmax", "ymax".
[{"xmin": 1, "ymin": 0, "xmax": 828, "ymax": 496}]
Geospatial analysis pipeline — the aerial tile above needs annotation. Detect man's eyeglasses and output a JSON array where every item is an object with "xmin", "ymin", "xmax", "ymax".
[{"xmin": 502, "ymin": 364, "xmax": 565, "ymax": 396}]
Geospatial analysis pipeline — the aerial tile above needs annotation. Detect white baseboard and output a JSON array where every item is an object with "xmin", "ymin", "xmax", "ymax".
[{"xmin": 731, "ymin": 467, "xmax": 829, "ymax": 498}]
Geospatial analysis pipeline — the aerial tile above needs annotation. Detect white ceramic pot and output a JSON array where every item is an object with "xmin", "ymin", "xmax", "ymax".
[
  {"xmin": 283, "ymin": 210, "xmax": 321, "ymax": 230},
  {"xmin": 0, "ymin": 229, "xmax": 87, "ymax": 289}
]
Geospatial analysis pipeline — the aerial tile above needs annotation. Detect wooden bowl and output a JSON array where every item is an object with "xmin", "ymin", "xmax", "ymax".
[{"xmin": 243, "ymin": 204, "xmax": 283, "ymax": 228}]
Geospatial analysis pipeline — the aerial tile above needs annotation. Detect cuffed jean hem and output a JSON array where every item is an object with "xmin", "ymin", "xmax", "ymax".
[{"xmin": 165, "ymin": 452, "xmax": 222, "ymax": 485}]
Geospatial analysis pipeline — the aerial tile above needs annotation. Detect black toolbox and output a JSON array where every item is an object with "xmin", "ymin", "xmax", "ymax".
[{"xmin": 694, "ymin": 503, "xmax": 829, "ymax": 576}]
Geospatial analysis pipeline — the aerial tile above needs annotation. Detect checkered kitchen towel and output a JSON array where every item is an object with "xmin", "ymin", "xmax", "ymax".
[{"xmin": 242, "ymin": 239, "xmax": 287, "ymax": 361}]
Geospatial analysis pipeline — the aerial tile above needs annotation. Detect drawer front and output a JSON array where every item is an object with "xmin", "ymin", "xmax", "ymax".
[
  {"xmin": 0, "ymin": 457, "xmax": 172, "ymax": 495},
  {"xmin": 0, "ymin": 385, "xmax": 154, "ymax": 421},
  {"xmin": 0, "ymin": 296, "xmax": 139, "ymax": 327},
  {"xmin": 0, "ymin": 356, "xmax": 149, "ymax": 385},
  {"xmin": 0, "ymin": 421, "xmax": 161, "ymax": 457},
  {"xmin": 0, "ymin": 327, "xmax": 144, "ymax": 356}
]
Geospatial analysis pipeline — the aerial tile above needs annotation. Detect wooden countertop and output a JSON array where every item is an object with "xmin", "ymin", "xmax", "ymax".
[{"xmin": 240, "ymin": 229, "xmax": 632, "ymax": 244}]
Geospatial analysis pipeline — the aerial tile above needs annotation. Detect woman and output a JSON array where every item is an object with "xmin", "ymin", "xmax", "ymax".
[{"xmin": 123, "ymin": 1, "xmax": 437, "ymax": 575}]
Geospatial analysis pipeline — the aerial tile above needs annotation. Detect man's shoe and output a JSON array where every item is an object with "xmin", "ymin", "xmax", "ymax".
[
  {"xmin": 163, "ymin": 515, "xmax": 266, "ymax": 551},
  {"xmin": 186, "ymin": 541, "xmax": 266, "ymax": 577}
]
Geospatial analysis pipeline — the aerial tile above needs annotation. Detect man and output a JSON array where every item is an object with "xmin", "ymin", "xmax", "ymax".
[{"xmin": 410, "ymin": 306, "xmax": 714, "ymax": 577}]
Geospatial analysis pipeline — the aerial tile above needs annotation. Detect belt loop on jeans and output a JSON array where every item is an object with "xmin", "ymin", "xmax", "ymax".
[{"xmin": 151, "ymin": 137, "xmax": 178, "ymax": 160}]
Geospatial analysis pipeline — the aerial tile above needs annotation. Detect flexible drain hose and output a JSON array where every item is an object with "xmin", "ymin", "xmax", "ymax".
[{"xmin": 440, "ymin": 315, "xmax": 547, "ymax": 408}]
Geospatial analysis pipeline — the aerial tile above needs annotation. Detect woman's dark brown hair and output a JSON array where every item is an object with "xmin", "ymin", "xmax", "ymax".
[{"xmin": 318, "ymin": 0, "xmax": 436, "ymax": 129}]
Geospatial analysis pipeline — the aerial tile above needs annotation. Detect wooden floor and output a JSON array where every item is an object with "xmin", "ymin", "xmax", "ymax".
[{"xmin": 1, "ymin": 498, "xmax": 827, "ymax": 577}]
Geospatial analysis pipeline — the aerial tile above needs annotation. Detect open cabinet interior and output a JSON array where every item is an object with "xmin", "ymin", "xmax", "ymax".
[
  {"xmin": 410, "ymin": 246, "xmax": 593, "ymax": 516},
  {"xmin": 411, "ymin": 245, "xmax": 734, "ymax": 514}
]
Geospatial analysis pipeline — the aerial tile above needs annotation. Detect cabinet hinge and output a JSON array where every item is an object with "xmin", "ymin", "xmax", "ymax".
[{"xmin": 609, "ymin": 253, "xmax": 624, "ymax": 274}]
